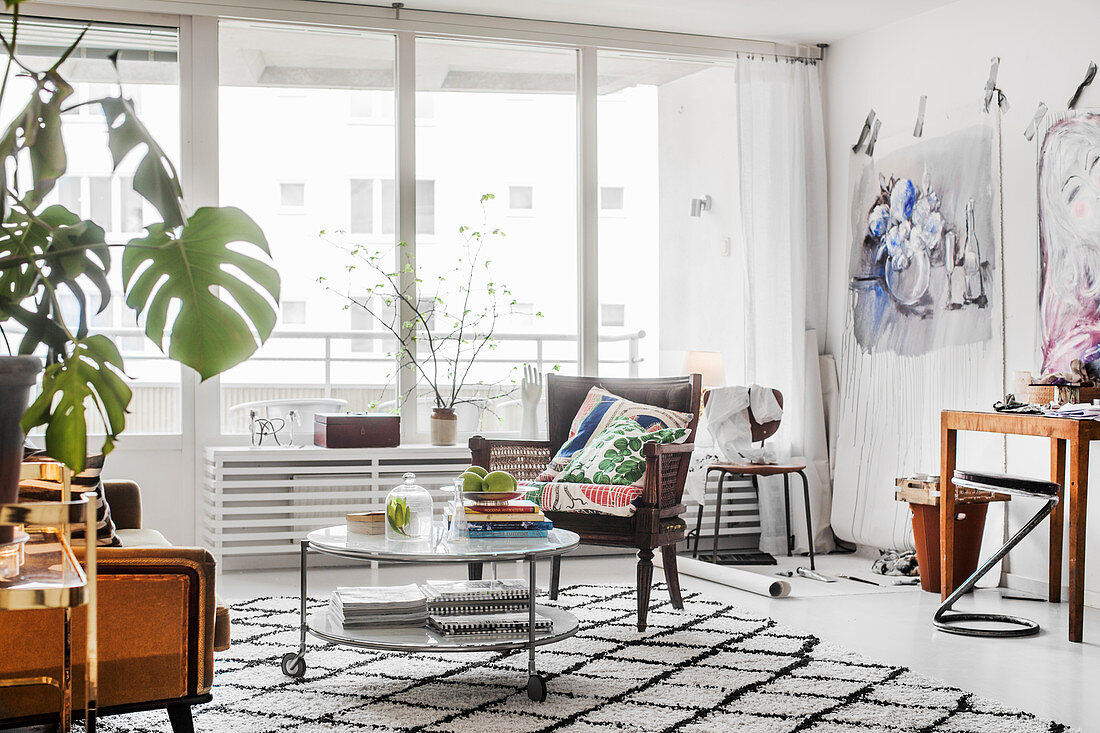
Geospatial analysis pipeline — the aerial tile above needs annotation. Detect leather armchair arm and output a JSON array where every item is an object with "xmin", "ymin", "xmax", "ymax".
[{"xmin": 0, "ymin": 546, "xmax": 217, "ymax": 720}]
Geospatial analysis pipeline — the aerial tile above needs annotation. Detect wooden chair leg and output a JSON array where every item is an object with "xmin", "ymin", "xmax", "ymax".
[
  {"xmin": 660, "ymin": 545, "xmax": 683, "ymax": 609},
  {"xmin": 467, "ymin": 562, "xmax": 483, "ymax": 581},
  {"xmin": 637, "ymin": 548, "xmax": 654, "ymax": 632},
  {"xmin": 167, "ymin": 703, "xmax": 195, "ymax": 733},
  {"xmin": 549, "ymin": 555, "xmax": 561, "ymax": 600}
]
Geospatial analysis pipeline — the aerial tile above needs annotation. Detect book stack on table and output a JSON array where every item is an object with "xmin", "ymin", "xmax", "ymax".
[
  {"xmin": 422, "ymin": 579, "xmax": 552, "ymax": 636},
  {"xmin": 463, "ymin": 499, "xmax": 552, "ymax": 539},
  {"xmin": 330, "ymin": 583, "xmax": 428, "ymax": 628}
]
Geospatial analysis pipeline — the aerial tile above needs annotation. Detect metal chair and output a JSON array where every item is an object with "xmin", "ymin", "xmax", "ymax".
[{"xmin": 933, "ymin": 469, "xmax": 1059, "ymax": 638}]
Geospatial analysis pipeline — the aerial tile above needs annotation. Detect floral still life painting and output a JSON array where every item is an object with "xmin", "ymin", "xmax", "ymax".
[
  {"xmin": 848, "ymin": 124, "xmax": 997, "ymax": 355},
  {"xmin": 1039, "ymin": 111, "xmax": 1100, "ymax": 376}
]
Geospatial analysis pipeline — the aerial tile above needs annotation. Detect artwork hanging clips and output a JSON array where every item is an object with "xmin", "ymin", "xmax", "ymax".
[
  {"xmin": 983, "ymin": 57, "xmax": 1008, "ymax": 113},
  {"xmin": 1068, "ymin": 61, "xmax": 1097, "ymax": 110},
  {"xmin": 852, "ymin": 109, "xmax": 876, "ymax": 153},
  {"xmin": 913, "ymin": 95, "xmax": 927, "ymax": 138},
  {"xmin": 866, "ymin": 118, "xmax": 882, "ymax": 156},
  {"xmin": 1024, "ymin": 102, "xmax": 1048, "ymax": 142}
]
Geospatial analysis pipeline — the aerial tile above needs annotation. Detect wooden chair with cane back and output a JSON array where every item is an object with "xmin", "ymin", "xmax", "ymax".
[{"xmin": 469, "ymin": 373, "xmax": 701, "ymax": 631}]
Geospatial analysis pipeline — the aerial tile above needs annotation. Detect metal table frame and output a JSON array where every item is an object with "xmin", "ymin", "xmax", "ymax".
[{"xmin": 282, "ymin": 526, "xmax": 580, "ymax": 701}]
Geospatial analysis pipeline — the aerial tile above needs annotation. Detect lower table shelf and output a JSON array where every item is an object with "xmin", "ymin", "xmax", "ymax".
[{"xmin": 307, "ymin": 604, "xmax": 579, "ymax": 652}]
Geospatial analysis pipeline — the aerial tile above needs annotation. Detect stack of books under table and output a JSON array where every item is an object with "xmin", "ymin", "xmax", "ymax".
[
  {"xmin": 422, "ymin": 579, "xmax": 552, "ymax": 636},
  {"xmin": 463, "ymin": 498, "xmax": 553, "ymax": 539},
  {"xmin": 329, "ymin": 583, "xmax": 428, "ymax": 628}
]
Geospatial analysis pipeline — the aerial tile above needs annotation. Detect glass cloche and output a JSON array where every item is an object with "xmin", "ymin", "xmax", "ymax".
[{"xmin": 385, "ymin": 472, "xmax": 433, "ymax": 542}]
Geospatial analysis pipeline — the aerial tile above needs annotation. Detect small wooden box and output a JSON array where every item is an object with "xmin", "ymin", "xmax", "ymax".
[
  {"xmin": 894, "ymin": 477, "xmax": 1008, "ymax": 506},
  {"xmin": 1027, "ymin": 384, "xmax": 1100, "ymax": 406},
  {"xmin": 314, "ymin": 413, "xmax": 400, "ymax": 448}
]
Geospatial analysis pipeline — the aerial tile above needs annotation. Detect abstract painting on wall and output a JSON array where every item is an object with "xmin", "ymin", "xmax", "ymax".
[
  {"xmin": 1038, "ymin": 112, "xmax": 1100, "ymax": 375},
  {"xmin": 833, "ymin": 120, "xmax": 1003, "ymax": 552},
  {"xmin": 848, "ymin": 124, "xmax": 998, "ymax": 355}
]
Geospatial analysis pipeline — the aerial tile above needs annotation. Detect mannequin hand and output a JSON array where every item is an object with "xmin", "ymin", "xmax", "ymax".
[{"xmin": 520, "ymin": 363, "xmax": 542, "ymax": 406}]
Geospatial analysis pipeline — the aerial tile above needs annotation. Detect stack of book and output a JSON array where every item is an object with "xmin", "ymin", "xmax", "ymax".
[
  {"xmin": 422, "ymin": 579, "xmax": 551, "ymax": 636},
  {"xmin": 329, "ymin": 584, "xmax": 428, "ymax": 628},
  {"xmin": 463, "ymin": 499, "xmax": 552, "ymax": 539}
]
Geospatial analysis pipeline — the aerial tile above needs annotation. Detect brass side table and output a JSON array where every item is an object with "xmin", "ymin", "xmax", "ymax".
[{"xmin": 0, "ymin": 462, "xmax": 98, "ymax": 732}]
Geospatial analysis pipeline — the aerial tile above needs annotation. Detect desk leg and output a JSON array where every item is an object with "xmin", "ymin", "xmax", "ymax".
[
  {"xmin": 1069, "ymin": 439, "xmax": 1089, "ymax": 643},
  {"xmin": 940, "ymin": 425, "xmax": 957, "ymax": 600},
  {"xmin": 1050, "ymin": 438, "xmax": 1066, "ymax": 604}
]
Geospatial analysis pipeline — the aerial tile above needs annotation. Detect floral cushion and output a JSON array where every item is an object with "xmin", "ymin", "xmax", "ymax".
[
  {"xmin": 521, "ymin": 481, "xmax": 644, "ymax": 517},
  {"xmin": 537, "ymin": 387, "xmax": 693, "ymax": 481},
  {"xmin": 557, "ymin": 415, "xmax": 690, "ymax": 488}
]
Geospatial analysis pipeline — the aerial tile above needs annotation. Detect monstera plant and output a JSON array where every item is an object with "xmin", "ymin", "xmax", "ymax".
[{"xmin": 0, "ymin": 1, "xmax": 280, "ymax": 482}]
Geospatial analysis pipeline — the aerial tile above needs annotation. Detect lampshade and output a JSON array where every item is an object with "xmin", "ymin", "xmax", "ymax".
[{"xmin": 681, "ymin": 350, "xmax": 725, "ymax": 387}]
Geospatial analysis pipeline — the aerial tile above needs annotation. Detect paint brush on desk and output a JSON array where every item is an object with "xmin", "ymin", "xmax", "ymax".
[{"xmin": 836, "ymin": 574, "xmax": 881, "ymax": 587}]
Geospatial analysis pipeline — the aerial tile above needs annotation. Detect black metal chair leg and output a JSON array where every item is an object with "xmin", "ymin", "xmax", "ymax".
[
  {"xmin": 167, "ymin": 704, "xmax": 195, "ymax": 733},
  {"xmin": 693, "ymin": 469, "xmax": 712, "ymax": 559},
  {"xmin": 782, "ymin": 474, "xmax": 793, "ymax": 557},
  {"xmin": 712, "ymin": 471, "xmax": 727, "ymax": 564},
  {"xmin": 798, "ymin": 470, "xmax": 815, "ymax": 570}
]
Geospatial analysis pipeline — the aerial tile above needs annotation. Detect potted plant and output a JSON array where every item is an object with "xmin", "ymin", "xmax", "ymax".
[
  {"xmin": 0, "ymin": 2, "xmax": 280, "ymax": 537},
  {"xmin": 321, "ymin": 194, "xmax": 537, "ymax": 445}
]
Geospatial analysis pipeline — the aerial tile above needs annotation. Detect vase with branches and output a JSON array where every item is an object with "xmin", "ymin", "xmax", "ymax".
[
  {"xmin": 321, "ymin": 193, "xmax": 545, "ymax": 444},
  {"xmin": 0, "ymin": 0, "xmax": 280, "ymax": 541}
]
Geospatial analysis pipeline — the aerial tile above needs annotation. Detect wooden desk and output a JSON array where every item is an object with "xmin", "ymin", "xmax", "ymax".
[{"xmin": 940, "ymin": 410, "xmax": 1100, "ymax": 642}]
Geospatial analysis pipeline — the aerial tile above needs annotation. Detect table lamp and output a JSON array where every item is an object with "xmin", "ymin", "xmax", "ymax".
[{"xmin": 681, "ymin": 350, "xmax": 725, "ymax": 387}]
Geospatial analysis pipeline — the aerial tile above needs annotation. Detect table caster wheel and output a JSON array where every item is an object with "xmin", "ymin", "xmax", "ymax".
[
  {"xmin": 281, "ymin": 652, "xmax": 306, "ymax": 678},
  {"xmin": 527, "ymin": 673, "xmax": 547, "ymax": 702}
]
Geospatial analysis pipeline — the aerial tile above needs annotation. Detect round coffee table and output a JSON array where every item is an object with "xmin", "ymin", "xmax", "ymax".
[{"xmin": 282, "ymin": 523, "xmax": 580, "ymax": 701}]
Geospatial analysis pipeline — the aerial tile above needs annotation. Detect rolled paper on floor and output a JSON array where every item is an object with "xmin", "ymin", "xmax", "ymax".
[{"xmin": 655, "ymin": 553, "xmax": 791, "ymax": 598}]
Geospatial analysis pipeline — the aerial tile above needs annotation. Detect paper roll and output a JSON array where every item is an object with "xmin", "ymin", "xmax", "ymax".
[{"xmin": 655, "ymin": 553, "xmax": 791, "ymax": 598}]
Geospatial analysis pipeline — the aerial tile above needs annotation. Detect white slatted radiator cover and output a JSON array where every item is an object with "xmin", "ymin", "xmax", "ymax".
[{"xmin": 203, "ymin": 445, "xmax": 471, "ymax": 569}]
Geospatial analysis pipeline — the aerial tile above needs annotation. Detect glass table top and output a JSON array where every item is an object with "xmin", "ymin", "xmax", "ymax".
[{"xmin": 306, "ymin": 523, "xmax": 580, "ymax": 562}]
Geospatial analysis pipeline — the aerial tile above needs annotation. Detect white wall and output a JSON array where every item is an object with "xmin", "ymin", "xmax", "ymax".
[{"xmin": 824, "ymin": 0, "xmax": 1100, "ymax": 603}]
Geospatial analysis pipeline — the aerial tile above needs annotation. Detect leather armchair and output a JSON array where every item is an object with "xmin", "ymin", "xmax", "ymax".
[{"xmin": 0, "ymin": 481, "xmax": 227, "ymax": 733}]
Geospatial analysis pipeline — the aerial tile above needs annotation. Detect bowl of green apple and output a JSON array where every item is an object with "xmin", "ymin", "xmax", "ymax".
[{"xmin": 458, "ymin": 466, "xmax": 523, "ymax": 502}]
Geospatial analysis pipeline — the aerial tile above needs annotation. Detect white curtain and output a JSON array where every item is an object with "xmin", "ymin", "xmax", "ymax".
[{"xmin": 735, "ymin": 57, "xmax": 834, "ymax": 555}]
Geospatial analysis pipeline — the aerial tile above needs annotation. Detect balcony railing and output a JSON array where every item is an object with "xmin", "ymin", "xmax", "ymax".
[{"xmin": 13, "ymin": 326, "xmax": 647, "ymax": 435}]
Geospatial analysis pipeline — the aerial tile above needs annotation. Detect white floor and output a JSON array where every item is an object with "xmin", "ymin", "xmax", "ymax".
[{"xmin": 219, "ymin": 551, "xmax": 1099, "ymax": 731}]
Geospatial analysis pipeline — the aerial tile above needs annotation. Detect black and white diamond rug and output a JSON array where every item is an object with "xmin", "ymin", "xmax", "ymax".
[{"xmin": 99, "ymin": 585, "xmax": 1071, "ymax": 732}]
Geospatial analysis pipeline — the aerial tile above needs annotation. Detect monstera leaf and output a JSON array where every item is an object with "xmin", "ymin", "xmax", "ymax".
[
  {"xmin": 0, "ymin": 205, "xmax": 109, "ymax": 354},
  {"xmin": 98, "ymin": 96, "xmax": 185, "ymax": 228},
  {"xmin": 20, "ymin": 335, "xmax": 132, "ymax": 474},
  {"xmin": 0, "ymin": 69, "xmax": 73, "ymax": 211},
  {"xmin": 122, "ymin": 206, "xmax": 280, "ymax": 380}
]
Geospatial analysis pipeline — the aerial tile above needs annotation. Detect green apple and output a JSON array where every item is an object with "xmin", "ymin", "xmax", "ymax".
[
  {"xmin": 463, "ymin": 465, "xmax": 489, "ymax": 478},
  {"xmin": 459, "ymin": 471, "xmax": 485, "ymax": 492},
  {"xmin": 484, "ymin": 470, "xmax": 518, "ymax": 492}
]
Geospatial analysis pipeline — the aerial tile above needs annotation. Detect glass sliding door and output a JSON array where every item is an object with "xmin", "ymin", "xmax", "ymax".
[
  {"xmin": 596, "ymin": 51, "xmax": 741, "ymax": 382},
  {"xmin": 218, "ymin": 21, "xmax": 397, "ymax": 434},
  {"xmin": 414, "ymin": 38, "xmax": 578, "ymax": 436}
]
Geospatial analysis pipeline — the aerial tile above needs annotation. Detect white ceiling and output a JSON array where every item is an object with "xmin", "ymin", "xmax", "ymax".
[{"xmin": 317, "ymin": 0, "xmax": 960, "ymax": 44}]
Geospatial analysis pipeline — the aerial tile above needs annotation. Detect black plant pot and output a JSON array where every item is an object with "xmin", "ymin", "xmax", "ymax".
[{"xmin": 0, "ymin": 356, "xmax": 41, "ymax": 546}]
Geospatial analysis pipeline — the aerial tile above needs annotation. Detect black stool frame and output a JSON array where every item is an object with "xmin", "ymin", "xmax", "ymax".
[{"xmin": 933, "ymin": 474, "xmax": 1059, "ymax": 638}]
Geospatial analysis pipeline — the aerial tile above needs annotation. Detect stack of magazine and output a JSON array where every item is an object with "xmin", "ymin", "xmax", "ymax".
[
  {"xmin": 329, "ymin": 584, "xmax": 428, "ymax": 628},
  {"xmin": 421, "ymin": 579, "xmax": 551, "ymax": 636}
]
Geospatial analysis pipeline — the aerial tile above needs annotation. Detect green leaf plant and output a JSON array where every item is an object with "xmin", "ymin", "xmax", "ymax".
[
  {"xmin": 319, "ymin": 193, "xmax": 552, "ymax": 424},
  {"xmin": 0, "ymin": 5, "xmax": 280, "ymax": 472}
]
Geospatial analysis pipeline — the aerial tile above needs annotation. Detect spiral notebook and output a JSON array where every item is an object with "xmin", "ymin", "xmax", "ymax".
[
  {"xmin": 421, "ymin": 578, "xmax": 530, "ymax": 602},
  {"xmin": 427, "ymin": 611, "xmax": 552, "ymax": 636}
]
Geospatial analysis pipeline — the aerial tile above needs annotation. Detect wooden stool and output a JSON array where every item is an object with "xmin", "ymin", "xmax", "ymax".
[{"xmin": 933, "ymin": 469, "xmax": 1059, "ymax": 638}]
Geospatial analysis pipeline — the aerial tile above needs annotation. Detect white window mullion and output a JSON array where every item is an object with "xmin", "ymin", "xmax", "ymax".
[
  {"xmin": 577, "ymin": 45, "xmax": 599, "ymax": 375},
  {"xmin": 395, "ymin": 30, "xmax": 418, "ymax": 441}
]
